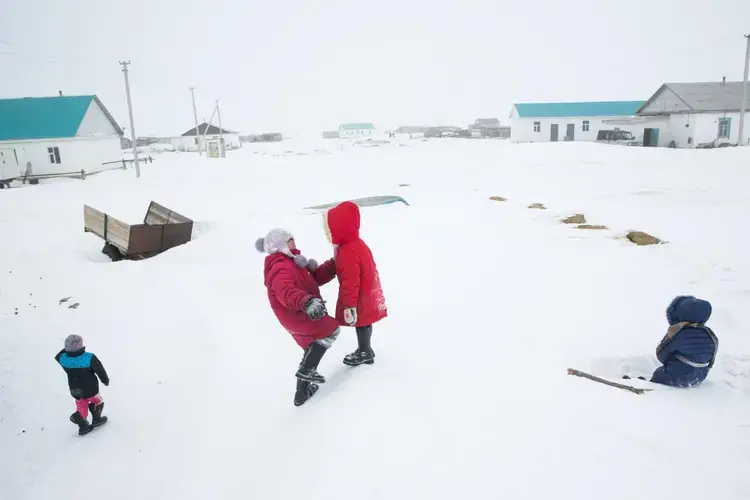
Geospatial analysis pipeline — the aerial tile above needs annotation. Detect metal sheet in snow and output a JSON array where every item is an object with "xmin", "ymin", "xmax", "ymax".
[{"xmin": 305, "ymin": 195, "xmax": 410, "ymax": 210}]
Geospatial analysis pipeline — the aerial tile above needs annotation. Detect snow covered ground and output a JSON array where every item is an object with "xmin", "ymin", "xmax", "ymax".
[{"xmin": 2, "ymin": 138, "xmax": 750, "ymax": 499}]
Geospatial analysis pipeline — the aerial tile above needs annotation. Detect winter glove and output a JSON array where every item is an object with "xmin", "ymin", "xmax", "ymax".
[
  {"xmin": 343, "ymin": 307, "xmax": 357, "ymax": 326},
  {"xmin": 306, "ymin": 259, "xmax": 319, "ymax": 272},
  {"xmin": 305, "ymin": 297, "xmax": 327, "ymax": 321}
]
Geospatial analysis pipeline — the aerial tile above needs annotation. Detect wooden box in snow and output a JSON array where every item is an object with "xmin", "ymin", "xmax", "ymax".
[{"xmin": 83, "ymin": 201, "xmax": 193, "ymax": 261}]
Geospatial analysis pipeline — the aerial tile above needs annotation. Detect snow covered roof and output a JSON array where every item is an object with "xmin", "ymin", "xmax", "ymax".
[
  {"xmin": 637, "ymin": 82, "xmax": 750, "ymax": 115},
  {"xmin": 0, "ymin": 95, "xmax": 123, "ymax": 141},
  {"xmin": 513, "ymin": 101, "xmax": 645, "ymax": 119}
]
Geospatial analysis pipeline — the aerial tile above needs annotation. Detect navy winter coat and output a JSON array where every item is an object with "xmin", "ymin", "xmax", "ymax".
[{"xmin": 651, "ymin": 296, "xmax": 718, "ymax": 388}]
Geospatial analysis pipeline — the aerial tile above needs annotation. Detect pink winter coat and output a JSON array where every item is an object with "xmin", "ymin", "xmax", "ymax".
[{"xmin": 263, "ymin": 248, "xmax": 340, "ymax": 350}]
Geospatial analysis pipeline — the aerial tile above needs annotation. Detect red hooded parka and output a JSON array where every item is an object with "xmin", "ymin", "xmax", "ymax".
[
  {"xmin": 324, "ymin": 201, "xmax": 387, "ymax": 327},
  {"xmin": 263, "ymin": 248, "xmax": 340, "ymax": 350}
]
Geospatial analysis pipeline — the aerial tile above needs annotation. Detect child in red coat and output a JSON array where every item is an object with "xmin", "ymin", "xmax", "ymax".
[
  {"xmin": 323, "ymin": 201, "xmax": 387, "ymax": 366},
  {"xmin": 256, "ymin": 228, "xmax": 340, "ymax": 406}
]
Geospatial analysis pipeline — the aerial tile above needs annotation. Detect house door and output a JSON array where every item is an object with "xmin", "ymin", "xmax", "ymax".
[
  {"xmin": 566, "ymin": 123, "xmax": 575, "ymax": 141},
  {"xmin": 643, "ymin": 128, "xmax": 659, "ymax": 147},
  {"xmin": 0, "ymin": 148, "xmax": 19, "ymax": 181},
  {"xmin": 550, "ymin": 124, "xmax": 559, "ymax": 142}
]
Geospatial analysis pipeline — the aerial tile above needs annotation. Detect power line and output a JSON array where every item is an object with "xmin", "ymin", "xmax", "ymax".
[{"xmin": 0, "ymin": 50, "xmax": 72, "ymax": 65}]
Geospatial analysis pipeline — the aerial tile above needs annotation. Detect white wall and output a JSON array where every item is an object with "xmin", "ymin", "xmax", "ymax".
[
  {"xmin": 510, "ymin": 116, "xmax": 644, "ymax": 143},
  {"xmin": 0, "ymin": 136, "xmax": 122, "ymax": 177},
  {"xmin": 642, "ymin": 111, "xmax": 750, "ymax": 148},
  {"xmin": 76, "ymin": 100, "xmax": 120, "ymax": 136},
  {"xmin": 338, "ymin": 128, "xmax": 374, "ymax": 139}
]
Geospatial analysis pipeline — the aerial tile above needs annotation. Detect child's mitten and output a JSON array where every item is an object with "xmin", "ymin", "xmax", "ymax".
[
  {"xmin": 343, "ymin": 307, "xmax": 357, "ymax": 326},
  {"xmin": 306, "ymin": 259, "xmax": 319, "ymax": 271},
  {"xmin": 305, "ymin": 297, "xmax": 327, "ymax": 320}
]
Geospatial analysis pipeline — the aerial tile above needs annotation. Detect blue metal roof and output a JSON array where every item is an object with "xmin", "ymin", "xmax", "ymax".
[
  {"xmin": 0, "ymin": 95, "xmax": 95, "ymax": 141},
  {"xmin": 514, "ymin": 101, "xmax": 645, "ymax": 118},
  {"xmin": 340, "ymin": 122, "xmax": 375, "ymax": 130}
]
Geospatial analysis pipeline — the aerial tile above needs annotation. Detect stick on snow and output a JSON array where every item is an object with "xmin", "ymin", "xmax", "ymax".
[{"xmin": 567, "ymin": 368, "xmax": 653, "ymax": 395}]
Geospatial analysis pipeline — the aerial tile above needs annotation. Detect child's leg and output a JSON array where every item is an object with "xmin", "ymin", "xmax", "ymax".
[
  {"xmin": 85, "ymin": 394, "xmax": 106, "ymax": 424},
  {"xmin": 75, "ymin": 398, "xmax": 90, "ymax": 419},
  {"xmin": 343, "ymin": 325, "xmax": 375, "ymax": 366},
  {"xmin": 296, "ymin": 328, "xmax": 340, "ymax": 383}
]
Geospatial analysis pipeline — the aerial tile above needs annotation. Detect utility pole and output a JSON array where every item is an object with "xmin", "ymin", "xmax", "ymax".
[
  {"xmin": 119, "ymin": 61, "xmax": 141, "ymax": 178},
  {"xmin": 189, "ymin": 87, "xmax": 202, "ymax": 156},
  {"xmin": 216, "ymin": 100, "xmax": 225, "ymax": 157},
  {"xmin": 739, "ymin": 34, "xmax": 750, "ymax": 147}
]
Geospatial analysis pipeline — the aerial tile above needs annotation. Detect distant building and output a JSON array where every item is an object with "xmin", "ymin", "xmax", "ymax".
[
  {"xmin": 509, "ymin": 101, "xmax": 645, "ymax": 143},
  {"xmin": 322, "ymin": 130, "xmax": 339, "ymax": 139},
  {"xmin": 338, "ymin": 122, "xmax": 375, "ymax": 139},
  {"xmin": 395, "ymin": 125, "xmax": 429, "ymax": 134},
  {"xmin": 0, "ymin": 94, "xmax": 123, "ymax": 181},
  {"xmin": 171, "ymin": 122, "xmax": 240, "ymax": 152},
  {"xmin": 470, "ymin": 118, "xmax": 511, "ymax": 139},
  {"xmin": 609, "ymin": 80, "xmax": 750, "ymax": 148}
]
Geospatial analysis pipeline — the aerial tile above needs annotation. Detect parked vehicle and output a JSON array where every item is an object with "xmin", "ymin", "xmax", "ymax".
[{"xmin": 596, "ymin": 129, "xmax": 641, "ymax": 146}]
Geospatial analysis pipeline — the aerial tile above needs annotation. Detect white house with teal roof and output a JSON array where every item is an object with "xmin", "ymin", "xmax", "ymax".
[
  {"xmin": 509, "ymin": 101, "xmax": 645, "ymax": 144},
  {"xmin": 0, "ymin": 95, "xmax": 123, "ymax": 181},
  {"xmin": 338, "ymin": 122, "xmax": 376, "ymax": 139}
]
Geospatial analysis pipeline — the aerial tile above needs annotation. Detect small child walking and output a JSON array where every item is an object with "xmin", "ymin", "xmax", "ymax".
[
  {"xmin": 322, "ymin": 201, "xmax": 387, "ymax": 365},
  {"xmin": 55, "ymin": 334, "xmax": 110, "ymax": 435}
]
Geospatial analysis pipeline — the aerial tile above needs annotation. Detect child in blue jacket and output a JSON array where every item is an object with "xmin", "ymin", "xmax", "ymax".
[
  {"xmin": 651, "ymin": 295, "xmax": 718, "ymax": 388},
  {"xmin": 55, "ymin": 334, "xmax": 110, "ymax": 435}
]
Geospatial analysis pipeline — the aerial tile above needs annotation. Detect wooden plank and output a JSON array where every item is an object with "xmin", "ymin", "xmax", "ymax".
[
  {"xmin": 144, "ymin": 201, "xmax": 192, "ymax": 225},
  {"xmin": 82, "ymin": 205, "xmax": 130, "ymax": 253}
]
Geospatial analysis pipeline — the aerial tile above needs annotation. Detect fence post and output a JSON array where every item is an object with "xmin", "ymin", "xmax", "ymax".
[
  {"xmin": 122, "ymin": 159, "xmax": 126, "ymax": 170},
  {"xmin": 80, "ymin": 169, "xmax": 86, "ymax": 180}
]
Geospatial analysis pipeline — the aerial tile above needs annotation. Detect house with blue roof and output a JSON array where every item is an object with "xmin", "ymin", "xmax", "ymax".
[
  {"xmin": 338, "ymin": 122, "xmax": 376, "ymax": 139},
  {"xmin": 508, "ymin": 100, "xmax": 645, "ymax": 144},
  {"xmin": 0, "ymin": 94, "xmax": 123, "ymax": 182}
]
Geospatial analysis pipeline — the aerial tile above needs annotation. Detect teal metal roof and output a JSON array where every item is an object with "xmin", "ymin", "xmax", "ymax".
[
  {"xmin": 340, "ymin": 122, "xmax": 375, "ymax": 130},
  {"xmin": 514, "ymin": 101, "xmax": 645, "ymax": 118},
  {"xmin": 0, "ymin": 95, "xmax": 95, "ymax": 141}
]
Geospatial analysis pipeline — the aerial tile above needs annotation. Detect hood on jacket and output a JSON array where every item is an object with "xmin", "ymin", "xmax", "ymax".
[
  {"xmin": 256, "ymin": 228, "xmax": 294, "ymax": 256},
  {"xmin": 324, "ymin": 201, "xmax": 360, "ymax": 245},
  {"xmin": 666, "ymin": 296, "xmax": 712, "ymax": 325}
]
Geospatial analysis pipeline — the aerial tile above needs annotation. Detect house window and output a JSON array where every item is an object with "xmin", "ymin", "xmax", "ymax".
[
  {"xmin": 47, "ymin": 147, "xmax": 61, "ymax": 164},
  {"xmin": 582, "ymin": 120, "xmax": 590, "ymax": 132},
  {"xmin": 533, "ymin": 121, "xmax": 541, "ymax": 132},
  {"xmin": 718, "ymin": 117, "xmax": 731, "ymax": 139}
]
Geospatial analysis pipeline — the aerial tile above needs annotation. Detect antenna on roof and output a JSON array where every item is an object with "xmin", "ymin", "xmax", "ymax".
[
  {"xmin": 722, "ymin": 76, "xmax": 726, "ymax": 85},
  {"xmin": 58, "ymin": 90, "xmax": 63, "ymax": 96}
]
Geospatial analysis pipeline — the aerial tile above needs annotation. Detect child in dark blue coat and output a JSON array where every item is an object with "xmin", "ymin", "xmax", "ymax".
[
  {"xmin": 651, "ymin": 296, "xmax": 718, "ymax": 388},
  {"xmin": 55, "ymin": 334, "xmax": 110, "ymax": 435}
]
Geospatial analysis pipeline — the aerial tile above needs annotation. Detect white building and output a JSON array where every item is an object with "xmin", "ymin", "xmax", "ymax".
[
  {"xmin": 0, "ymin": 95, "xmax": 123, "ymax": 181},
  {"xmin": 508, "ymin": 101, "xmax": 646, "ymax": 144},
  {"xmin": 171, "ymin": 123, "xmax": 240, "ymax": 152},
  {"xmin": 338, "ymin": 122, "xmax": 376, "ymax": 139},
  {"xmin": 619, "ymin": 81, "xmax": 750, "ymax": 148}
]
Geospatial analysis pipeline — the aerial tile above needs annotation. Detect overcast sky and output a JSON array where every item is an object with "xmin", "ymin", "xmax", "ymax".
[{"xmin": 1, "ymin": 0, "xmax": 749, "ymax": 137}]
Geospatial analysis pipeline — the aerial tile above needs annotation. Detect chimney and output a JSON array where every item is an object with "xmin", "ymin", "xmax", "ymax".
[
  {"xmin": 58, "ymin": 90, "xmax": 63, "ymax": 96},
  {"xmin": 722, "ymin": 76, "xmax": 726, "ymax": 85}
]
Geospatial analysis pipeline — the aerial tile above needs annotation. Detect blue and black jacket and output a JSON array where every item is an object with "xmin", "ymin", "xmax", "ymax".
[
  {"xmin": 55, "ymin": 348, "xmax": 110, "ymax": 399},
  {"xmin": 651, "ymin": 296, "xmax": 718, "ymax": 388}
]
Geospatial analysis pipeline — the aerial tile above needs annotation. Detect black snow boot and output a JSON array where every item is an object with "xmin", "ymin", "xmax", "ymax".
[
  {"xmin": 343, "ymin": 326, "xmax": 375, "ymax": 366},
  {"xmin": 293, "ymin": 379, "xmax": 319, "ymax": 406},
  {"xmin": 89, "ymin": 402, "xmax": 108, "ymax": 427},
  {"xmin": 295, "ymin": 341, "xmax": 328, "ymax": 383},
  {"xmin": 70, "ymin": 411, "xmax": 93, "ymax": 436}
]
